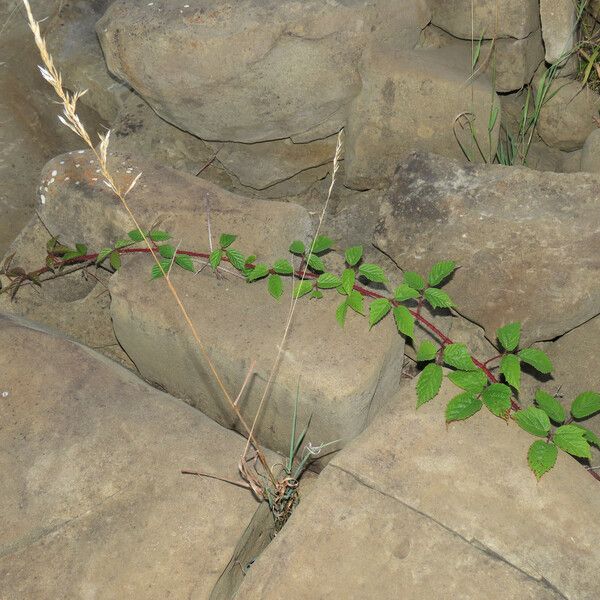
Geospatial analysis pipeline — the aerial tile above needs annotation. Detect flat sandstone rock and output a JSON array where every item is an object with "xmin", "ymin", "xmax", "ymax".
[
  {"xmin": 375, "ymin": 152, "xmax": 600, "ymax": 344},
  {"xmin": 235, "ymin": 376, "xmax": 600, "ymax": 599},
  {"xmin": 0, "ymin": 315, "xmax": 269, "ymax": 599}
]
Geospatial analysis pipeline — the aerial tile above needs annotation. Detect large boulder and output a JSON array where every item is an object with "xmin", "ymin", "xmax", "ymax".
[
  {"xmin": 536, "ymin": 76, "xmax": 600, "ymax": 151},
  {"xmin": 235, "ymin": 375, "xmax": 600, "ymax": 599},
  {"xmin": 34, "ymin": 150, "xmax": 405, "ymax": 455},
  {"xmin": 344, "ymin": 46, "xmax": 501, "ymax": 190},
  {"xmin": 374, "ymin": 152, "xmax": 600, "ymax": 344},
  {"xmin": 428, "ymin": 0, "xmax": 540, "ymax": 40},
  {"xmin": 420, "ymin": 25, "xmax": 544, "ymax": 93},
  {"xmin": 45, "ymin": 0, "xmax": 132, "ymax": 122},
  {"xmin": 0, "ymin": 314, "xmax": 273, "ymax": 599},
  {"xmin": 581, "ymin": 128, "xmax": 600, "ymax": 173},
  {"xmin": 96, "ymin": 0, "xmax": 430, "ymax": 143},
  {"xmin": 540, "ymin": 0, "xmax": 578, "ymax": 64}
]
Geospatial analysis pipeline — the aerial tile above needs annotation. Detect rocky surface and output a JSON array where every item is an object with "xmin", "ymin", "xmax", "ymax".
[
  {"xmin": 31, "ymin": 150, "xmax": 405, "ymax": 455},
  {"xmin": 45, "ymin": 0, "xmax": 132, "ymax": 122},
  {"xmin": 540, "ymin": 0, "xmax": 578, "ymax": 64},
  {"xmin": 0, "ymin": 0, "xmax": 104, "ymax": 256},
  {"xmin": 420, "ymin": 25, "xmax": 544, "ymax": 93},
  {"xmin": 375, "ymin": 152, "xmax": 600, "ymax": 344},
  {"xmin": 536, "ymin": 76, "xmax": 600, "ymax": 151},
  {"xmin": 235, "ymin": 375, "xmax": 600, "ymax": 599},
  {"xmin": 0, "ymin": 314, "xmax": 272, "ymax": 599},
  {"xmin": 581, "ymin": 128, "xmax": 600, "ymax": 173},
  {"xmin": 521, "ymin": 316, "xmax": 600, "ymax": 465},
  {"xmin": 97, "ymin": 0, "xmax": 429, "ymax": 144},
  {"xmin": 428, "ymin": 0, "xmax": 540, "ymax": 40},
  {"xmin": 345, "ymin": 45, "xmax": 500, "ymax": 189}
]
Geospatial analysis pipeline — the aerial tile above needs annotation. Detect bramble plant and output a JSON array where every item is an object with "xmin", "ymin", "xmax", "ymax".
[{"xmin": 4, "ymin": 225, "xmax": 600, "ymax": 482}]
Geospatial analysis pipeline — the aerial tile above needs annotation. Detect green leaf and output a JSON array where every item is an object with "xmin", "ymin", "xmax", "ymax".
[
  {"xmin": 528, "ymin": 441, "xmax": 558, "ymax": 480},
  {"xmin": 128, "ymin": 229, "xmax": 146, "ymax": 242},
  {"xmin": 346, "ymin": 289, "xmax": 365, "ymax": 315},
  {"xmin": 446, "ymin": 392, "xmax": 482, "ymax": 422},
  {"xmin": 209, "ymin": 249, "xmax": 222, "ymax": 270},
  {"xmin": 553, "ymin": 424, "xmax": 591, "ymax": 458},
  {"xmin": 311, "ymin": 289, "xmax": 323, "ymax": 299},
  {"xmin": 175, "ymin": 254, "xmax": 195, "ymax": 272},
  {"xmin": 109, "ymin": 251, "xmax": 121, "ymax": 271},
  {"xmin": 289, "ymin": 240, "xmax": 305, "ymax": 255},
  {"xmin": 369, "ymin": 298, "xmax": 391, "ymax": 328},
  {"xmin": 219, "ymin": 233, "xmax": 237, "ymax": 248},
  {"xmin": 113, "ymin": 239, "xmax": 131, "ymax": 250},
  {"xmin": 96, "ymin": 247, "xmax": 112, "ymax": 265},
  {"xmin": 311, "ymin": 235, "xmax": 333, "ymax": 254},
  {"xmin": 394, "ymin": 284, "xmax": 420, "ymax": 302},
  {"xmin": 534, "ymin": 389, "xmax": 565, "ymax": 424},
  {"xmin": 293, "ymin": 280, "xmax": 313, "ymax": 299},
  {"xmin": 481, "ymin": 383, "xmax": 512, "ymax": 417},
  {"xmin": 226, "ymin": 248, "xmax": 246, "ymax": 271},
  {"xmin": 336, "ymin": 301, "xmax": 348, "ymax": 327},
  {"xmin": 358, "ymin": 263, "xmax": 387, "ymax": 283},
  {"xmin": 416, "ymin": 340, "xmax": 437, "ymax": 362},
  {"xmin": 447, "ymin": 369, "xmax": 488, "ymax": 393},
  {"xmin": 149, "ymin": 230, "xmax": 171, "ymax": 242},
  {"xmin": 273, "ymin": 259, "xmax": 294, "ymax": 275},
  {"xmin": 317, "ymin": 272, "xmax": 342, "ymax": 289},
  {"xmin": 513, "ymin": 407, "xmax": 550, "ymax": 437},
  {"xmin": 244, "ymin": 255, "xmax": 256, "ymax": 267},
  {"xmin": 570, "ymin": 391, "xmax": 600, "ymax": 419},
  {"xmin": 496, "ymin": 322, "xmax": 521, "ymax": 352},
  {"xmin": 416, "ymin": 363, "xmax": 443, "ymax": 408},
  {"xmin": 61, "ymin": 250, "xmax": 81, "ymax": 261},
  {"xmin": 345, "ymin": 245, "xmax": 363, "ymax": 267},
  {"xmin": 573, "ymin": 425, "xmax": 600, "ymax": 449},
  {"xmin": 428, "ymin": 260, "xmax": 456, "ymax": 287},
  {"xmin": 500, "ymin": 353, "xmax": 521, "ymax": 391},
  {"xmin": 247, "ymin": 263, "xmax": 270, "ymax": 282},
  {"xmin": 518, "ymin": 348, "xmax": 553, "ymax": 374},
  {"xmin": 424, "ymin": 288, "xmax": 454, "ymax": 309},
  {"xmin": 268, "ymin": 274, "xmax": 284, "ymax": 300},
  {"xmin": 75, "ymin": 243, "xmax": 87, "ymax": 256},
  {"xmin": 341, "ymin": 269, "xmax": 355, "ymax": 295},
  {"xmin": 403, "ymin": 271, "xmax": 424, "ymax": 291},
  {"xmin": 443, "ymin": 343, "xmax": 477, "ymax": 371},
  {"xmin": 393, "ymin": 305, "xmax": 414, "ymax": 338},
  {"xmin": 307, "ymin": 254, "xmax": 325, "ymax": 273},
  {"xmin": 158, "ymin": 244, "xmax": 175, "ymax": 259},
  {"xmin": 151, "ymin": 258, "xmax": 171, "ymax": 279}
]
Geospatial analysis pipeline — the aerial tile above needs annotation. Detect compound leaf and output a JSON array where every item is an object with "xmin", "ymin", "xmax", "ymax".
[
  {"xmin": 496, "ymin": 322, "xmax": 521, "ymax": 352},
  {"xmin": 416, "ymin": 363, "xmax": 443, "ymax": 408},
  {"xmin": 553, "ymin": 424, "xmax": 591, "ymax": 458},
  {"xmin": 369, "ymin": 298, "xmax": 391, "ymax": 328},
  {"xmin": 518, "ymin": 348, "xmax": 553, "ymax": 374},
  {"xmin": 446, "ymin": 392, "xmax": 482, "ymax": 422},
  {"xmin": 513, "ymin": 406, "xmax": 550, "ymax": 437},
  {"xmin": 443, "ymin": 343, "xmax": 477, "ymax": 371},
  {"xmin": 528, "ymin": 440, "xmax": 558, "ymax": 480},
  {"xmin": 428, "ymin": 260, "xmax": 456, "ymax": 287},
  {"xmin": 534, "ymin": 389, "xmax": 565, "ymax": 424},
  {"xmin": 571, "ymin": 391, "xmax": 600, "ymax": 419}
]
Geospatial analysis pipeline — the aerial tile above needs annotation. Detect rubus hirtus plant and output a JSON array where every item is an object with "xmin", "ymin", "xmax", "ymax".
[{"xmin": 4, "ymin": 226, "xmax": 600, "ymax": 482}]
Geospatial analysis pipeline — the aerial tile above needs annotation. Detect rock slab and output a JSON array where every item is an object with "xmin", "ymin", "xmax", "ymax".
[
  {"xmin": 0, "ymin": 314, "xmax": 269, "ymax": 599},
  {"xmin": 374, "ymin": 152, "xmax": 600, "ymax": 344},
  {"xmin": 97, "ymin": 0, "xmax": 430, "ymax": 143},
  {"xmin": 235, "ymin": 374, "xmax": 600, "ymax": 598},
  {"xmin": 36, "ymin": 151, "xmax": 405, "ymax": 456}
]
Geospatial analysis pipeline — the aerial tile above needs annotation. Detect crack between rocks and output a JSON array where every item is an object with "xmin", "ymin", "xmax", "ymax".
[
  {"xmin": 0, "ymin": 485, "xmax": 129, "ymax": 560},
  {"xmin": 330, "ymin": 464, "xmax": 568, "ymax": 599}
]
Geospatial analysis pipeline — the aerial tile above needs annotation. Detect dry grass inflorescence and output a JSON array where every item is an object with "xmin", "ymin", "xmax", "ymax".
[{"xmin": 20, "ymin": 0, "xmax": 342, "ymax": 530}]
